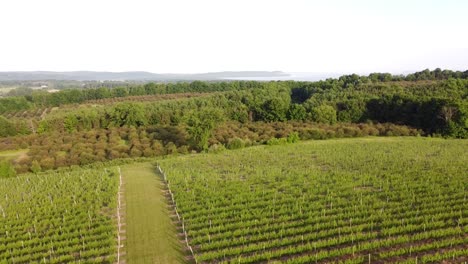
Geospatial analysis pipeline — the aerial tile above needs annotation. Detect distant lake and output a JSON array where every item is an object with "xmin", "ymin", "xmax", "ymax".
[{"xmin": 221, "ymin": 72, "xmax": 344, "ymax": 82}]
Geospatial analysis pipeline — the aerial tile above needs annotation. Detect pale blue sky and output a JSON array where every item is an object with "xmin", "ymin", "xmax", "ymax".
[{"xmin": 0, "ymin": 0, "xmax": 467, "ymax": 74}]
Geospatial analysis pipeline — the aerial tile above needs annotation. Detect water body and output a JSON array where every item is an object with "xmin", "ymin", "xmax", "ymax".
[{"xmin": 222, "ymin": 72, "xmax": 345, "ymax": 82}]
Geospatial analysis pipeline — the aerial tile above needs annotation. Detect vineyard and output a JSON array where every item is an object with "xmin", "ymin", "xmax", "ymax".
[
  {"xmin": 0, "ymin": 167, "xmax": 118, "ymax": 263},
  {"xmin": 158, "ymin": 138, "xmax": 468, "ymax": 263},
  {"xmin": 2, "ymin": 107, "xmax": 54, "ymax": 120}
]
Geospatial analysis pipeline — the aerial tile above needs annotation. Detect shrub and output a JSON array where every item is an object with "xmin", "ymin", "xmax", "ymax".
[
  {"xmin": 208, "ymin": 144, "xmax": 226, "ymax": 153},
  {"xmin": 178, "ymin": 145, "xmax": 190, "ymax": 154},
  {"xmin": 267, "ymin": 137, "xmax": 287, "ymax": 145},
  {"xmin": 129, "ymin": 146, "xmax": 143, "ymax": 157},
  {"xmin": 165, "ymin": 142, "xmax": 177, "ymax": 154},
  {"xmin": 151, "ymin": 140, "xmax": 165, "ymax": 156},
  {"xmin": 287, "ymin": 132, "xmax": 300, "ymax": 143},
  {"xmin": 142, "ymin": 148, "xmax": 154, "ymax": 157},
  {"xmin": 30, "ymin": 160, "xmax": 41, "ymax": 174},
  {"xmin": 227, "ymin": 138, "xmax": 245, "ymax": 150},
  {"xmin": 40, "ymin": 157, "xmax": 55, "ymax": 170}
]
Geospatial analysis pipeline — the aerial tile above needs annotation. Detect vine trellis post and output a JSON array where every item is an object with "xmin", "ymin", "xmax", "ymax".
[
  {"xmin": 117, "ymin": 167, "xmax": 123, "ymax": 264},
  {"xmin": 157, "ymin": 165, "xmax": 197, "ymax": 264}
]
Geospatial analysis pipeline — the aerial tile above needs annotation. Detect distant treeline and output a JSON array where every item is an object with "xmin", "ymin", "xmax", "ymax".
[
  {"xmin": 0, "ymin": 68, "xmax": 467, "ymax": 139},
  {"xmin": 0, "ymin": 81, "xmax": 264, "ymax": 113},
  {"xmin": 1, "ymin": 68, "xmax": 467, "ymax": 112}
]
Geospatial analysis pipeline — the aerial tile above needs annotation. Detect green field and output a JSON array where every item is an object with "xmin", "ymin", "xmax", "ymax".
[
  {"xmin": 0, "ymin": 137, "xmax": 467, "ymax": 263},
  {"xmin": 158, "ymin": 137, "xmax": 468, "ymax": 263},
  {"xmin": 122, "ymin": 163, "xmax": 183, "ymax": 264},
  {"xmin": 0, "ymin": 168, "xmax": 118, "ymax": 263}
]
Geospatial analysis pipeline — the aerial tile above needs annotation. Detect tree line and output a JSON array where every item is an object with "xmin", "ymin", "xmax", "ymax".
[
  {"xmin": 17, "ymin": 78, "xmax": 468, "ymax": 139},
  {"xmin": 1, "ymin": 68, "xmax": 467, "ymax": 114},
  {"xmin": 0, "ymin": 69, "xmax": 467, "ymax": 140}
]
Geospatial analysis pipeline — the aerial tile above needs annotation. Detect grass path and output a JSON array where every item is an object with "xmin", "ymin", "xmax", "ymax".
[
  {"xmin": 122, "ymin": 162, "xmax": 184, "ymax": 264},
  {"xmin": 0, "ymin": 149, "xmax": 28, "ymax": 161}
]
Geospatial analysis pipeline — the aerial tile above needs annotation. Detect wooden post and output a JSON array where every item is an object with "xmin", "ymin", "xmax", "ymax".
[
  {"xmin": 159, "ymin": 165, "xmax": 197, "ymax": 263},
  {"xmin": 117, "ymin": 167, "xmax": 123, "ymax": 264}
]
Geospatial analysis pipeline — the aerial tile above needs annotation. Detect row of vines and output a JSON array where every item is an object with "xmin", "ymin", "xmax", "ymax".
[
  {"xmin": 0, "ymin": 168, "xmax": 118, "ymax": 263},
  {"xmin": 159, "ymin": 138, "xmax": 467, "ymax": 263}
]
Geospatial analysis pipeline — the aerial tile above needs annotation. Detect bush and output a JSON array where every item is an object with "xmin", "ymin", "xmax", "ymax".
[
  {"xmin": 78, "ymin": 153, "xmax": 95, "ymax": 166},
  {"xmin": 208, "ymin": 144, "xmax": 226, "ymax": 153},
  {"xmin": 40, "ymin": 157, "xmax": 55, "ymax": 170},
  {"xmin": 151, "ymin": 140, "xmax": 165, "ymax": 156},
  {"xmin": 227, "ymin": 138, "xmax": 245, "ymax": 150},
  {"xmin": 178, "ymin": 145, "xmax": 190, "ymax": 154},
  {"xmin": 267, "ymin": 137, "xmax": 287, "ymax": 145},
  {"xmin": 287, "ymin": 132, "xmax": 300, "ymax": 143},
  {"xmin": 310, "ymin": 105, "xmax": 337, "ymax": 125},
  {"xmin": 129, "ymin": 147, "xmax": 143, "ymax": 157},
  {"xmin": 302, "ymin": 128, "xmax": 327, "ymax": 140},
  {"xmin": 165, "ymin": 142, "xmax": 177, "ymax": 154},
  {"xmin": 142, "ymin": 148, "xmax": 154, "ymax": 157}
]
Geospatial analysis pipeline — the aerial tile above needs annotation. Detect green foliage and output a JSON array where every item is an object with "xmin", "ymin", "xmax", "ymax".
[
  {"xmin": 0, "ymin": 96, "xmax": 31, "ymax": 114},
  {"xmin": 0, "ymin": 161, "xmax": 16, "ymax": 178},
  {"xmin": 30, "ymin": 160, "xmax": 41, "ymax": 174},
  {"xmin": 336, "ymin": 100, "xmax": 366, "ymax": 123},
  {"xmin": 287, "ymin": 132, "xmax": 300, "ymax": 143},
  {"xmin": 0, "ymin": 116, "xmax": 16, "ymax": 137},
  {"xmin": 36, "ymin": 121, "xmax": 49, "ymax": 134},
  {"xmin": 258, "ymin": 98, "xmax": 290, "ymax": 122},
  {"xmin": 266, "ymin": 137, "xmax": 287, "ymax": 145},
  {"xmin": 0, "ymin": 167, "xmax": 118, "ymax": 262},
  {"xmin": 208, "ymin": 144, "xmax": 226, "ymax": 153},
  {"xmin": 287, "ymin": 104, "xmax": 307, "ymax": 121},
  {"xmin": 1, "ymin": 71, "xmax": 467, "ymax": 139},
  {"xmin": 443, "ymin": 101, "xmax": 468, "ymax": 138},
  {"xmin": 108, "ymin": 102, "xmax": 147, "ymax": 127},
  {"xmin": 63, "ymin": 114, "xmax": 78, "ymax": 133},
  {"xmin": 229, "ymin": 104, "xmax": 250, "ymax": 123},
  {"xmin": 159, "ymin": 138, "xmax": 468, "ymax": 263},
  {"xmin": 445, "ymin": 121, "xmax": 467, "ymax": 138},
  {"xmin": 186, "ymin": 108, "xmax": 224, "ymax": 151},
  {"xmin": 266, "ymin": 132, "xmax": 300, "ymax": 146},
  {"xmin": 165, "ymin": 142, "xmax": 178, "ymax": 155},
  {"xmin": 226, "ymin": 138, "xmax": 245, "ymax": 150},
  {"xmin": 310, "ymin": 105, "xmax": 337, "ymax": 124}
]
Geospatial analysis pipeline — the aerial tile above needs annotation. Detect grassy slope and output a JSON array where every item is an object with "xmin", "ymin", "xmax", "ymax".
[{"xmin": 122, "ymin": 163, "xmax": 184, "ymax": 264}]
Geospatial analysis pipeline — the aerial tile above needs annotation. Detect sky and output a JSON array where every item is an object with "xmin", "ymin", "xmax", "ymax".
[{"xmin": 0, "ymin": 0, "xmax": 467, "ymax": 74}]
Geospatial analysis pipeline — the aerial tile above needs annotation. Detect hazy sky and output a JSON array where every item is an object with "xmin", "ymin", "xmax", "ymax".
[{"xmin": 1, "ymin": 0, "xmax": 467, "ymax": 74}]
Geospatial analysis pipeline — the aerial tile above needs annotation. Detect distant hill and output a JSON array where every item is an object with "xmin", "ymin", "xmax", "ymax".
[{"xmin": 0, "ymin": 71, "xmax": 289, "ymax": 81}]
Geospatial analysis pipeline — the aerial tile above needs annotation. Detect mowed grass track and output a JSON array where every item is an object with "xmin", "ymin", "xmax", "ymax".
[{"xmin": 122, "ymin": 163, "xmax": 184, "ymax": 264}]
